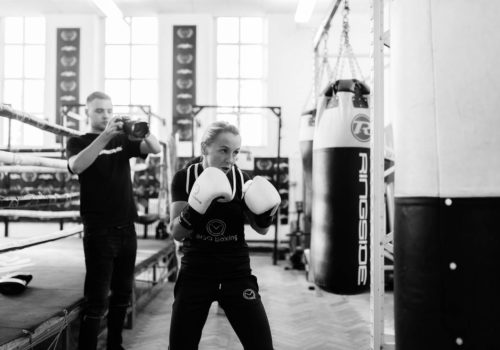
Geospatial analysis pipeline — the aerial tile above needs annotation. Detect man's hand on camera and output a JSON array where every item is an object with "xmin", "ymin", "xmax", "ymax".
[
  {"xmin": 103, "ymin": 116, "xmax": 125, "ymax": 138},
  {"xmin": 123, "ymin": 120, "xmax": 150, "ymax": 140}
]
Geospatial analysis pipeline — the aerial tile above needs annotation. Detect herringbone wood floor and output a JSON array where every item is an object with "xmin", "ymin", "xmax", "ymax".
[{"xmin": 120, "ymin": 254, "xmax": 394, "ymax": 350}]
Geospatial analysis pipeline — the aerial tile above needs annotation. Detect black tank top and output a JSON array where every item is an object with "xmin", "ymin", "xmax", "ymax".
[{"xmin": 171, "ymin": 163, "xmax": 252, "ymax": 279}]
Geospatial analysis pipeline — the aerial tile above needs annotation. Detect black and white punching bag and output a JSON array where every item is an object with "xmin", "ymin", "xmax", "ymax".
[
  {"xmin": 392, "ymin": 1, "xmax": 500, "ymax": 349},
  {"xmin": 299, "ymin": 109, "xmax": 315, "ymax": 242},
  {"xmin": 311, "ymin": 79, "xmax": 370, "ymax": 294}
]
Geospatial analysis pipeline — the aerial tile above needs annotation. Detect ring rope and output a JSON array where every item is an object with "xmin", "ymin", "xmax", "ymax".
[
  {"xmin": 0, "ymin": 193, "xmax": 80, "ymax": 209},
  {"xmin": 0, "ymin": 104, "xmax": 82, "ymax": 138},
  {"xmin": 0, "ymin": 147, "xmax": 65, "ymax": 153},
  {"xmin": 0, "ymin": 165, "xmax": 70, "ymax": 173},
  {"xmin": 46, "ymin": 309, "xmax": 68, "ymax": 350},
  {"xmin": 0, "ymin": 209, "xmax": 80, "ymax": 219},
  {"xmin": 0, "ymin": 224, "xmax": 83, "ymax": 254},
  {"xmin": 0, "ymin": 150, "xmax": 67, "ymax": 169}
]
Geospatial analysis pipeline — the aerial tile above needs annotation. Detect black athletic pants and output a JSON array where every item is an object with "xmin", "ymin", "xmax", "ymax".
[
  {"xmin": 79, "ymin": 224, "xmax": 137, "ymax": 350},
  {"xmin": 169, "ymin": 272, "xmax": 274, "ymax": 350}
]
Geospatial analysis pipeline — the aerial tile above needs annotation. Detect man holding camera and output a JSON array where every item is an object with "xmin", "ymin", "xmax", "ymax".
[{"xmin": 66, "ymin": 91, "xmax": 161, "ymax": 350}]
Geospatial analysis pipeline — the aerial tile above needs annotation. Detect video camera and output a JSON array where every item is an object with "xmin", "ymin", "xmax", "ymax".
[{"xmin": 119, "ymin": 117, "xmax": 150, "ymax": 138}]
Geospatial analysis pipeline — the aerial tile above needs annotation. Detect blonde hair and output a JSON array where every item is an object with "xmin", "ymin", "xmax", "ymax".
[{"xmin": 201, "ymin": 121, "xmax": 240, "ymax": 155}]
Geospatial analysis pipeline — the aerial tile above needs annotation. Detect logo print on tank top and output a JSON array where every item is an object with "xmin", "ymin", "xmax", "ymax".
[
  {"xmin": 242, "ymin": 289, "xmax": 256, "ymax": 300},
  {"xmin": 206, "ymin": 219, "xmax": 226, "ymax": 237},
  {"xmin": 351, "ymin": 114, "xmax": 370, "ymax": 142}
]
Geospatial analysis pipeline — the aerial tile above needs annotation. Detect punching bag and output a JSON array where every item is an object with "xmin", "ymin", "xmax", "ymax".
[
  {"xmin": 392, "ymin": 1, "xmax": 500, "ymax": 349},
  {"xmin": 311, "ymin": 79, "xmax": 370, "ymax": 294},
  {"xmin": 299, "ymin": 108, "xmax": 315, "ymax": 242}
]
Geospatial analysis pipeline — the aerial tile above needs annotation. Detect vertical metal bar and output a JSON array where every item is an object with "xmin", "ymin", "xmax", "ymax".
[
  {"xmin": 191, "ymin": 111, "xmax": 195, "ymax": 157},
  {"xmin": 158, "ymin": 142, "xmax": 168, "ymax": 220},
  {"xmin": 4, "ymin": 219, "xmax": 8, "ymax": 238},
  {"xmin": 370, "ymin": 0, "xmax": 385, "ymax": 349},
  {"xmin": 273, "ymin": 114, "xmax": 282, "ymax": 265},
  {"xmin": 7, "ymin": 118, "xmax": 12, "ymax": 150}
]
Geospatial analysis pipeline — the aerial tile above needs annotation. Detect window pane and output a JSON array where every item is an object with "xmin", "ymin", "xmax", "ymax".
[
  {"xmin": 1, "ymin": 120, "xmax": 8, "ymax": 144},
  {"xmin": 4, "ymin": 17, "xmax": 23, "ymax": 44},
  {"xmin": 106, "ymin": 18, "xmax": 130, "ymax": 44},
  {"xmin": 23, "ymin": 122, "xmax": 44, "ymax": 146},
  {"xmin": 216, "ymin": 114, "xmax": 237, "ymax": 126},
  {"xmin": 9, "ymin": 119, "xmax": 24, "ymax": 146},
  {"xmin": 131, "ymin": 17, "xmax": 157, "ymax": 44},
  {"xmin": 240, "ymin": 114, "xmax": 264, "ymax": 146},
  {"xmin": 217, "ymin": 17, "xmax": 239, "ymax": 43},
  {"xmin": 241, "ymin": 17, "xmax": 263, "ymax": 44},
  {"xmin": 240, "ymin": 80, "xmax": 263, "ymax": 106},
  {"xmin": 24, "ymin": 80, "xmax": 45, "ymax": 112},
  {"xmin": 105, "ymin": 79, "xmax": 130, "ymax": 106},
  {"xmin": 105, "ymin": 45, "xmax": 130, "ymax": 78},
  {"xmin": 217, "ymin": 45, "xmax": 239, "ymax": 78},
  {"xmin": 4, "ymin": 45, "xmax": 23, "ymax": 78},
  {"xmin": 25, "ymin": 17, "xmax": 45, "ymax": 44},
  {"xmin": 24, "ymin": 45, "xmax": 45, "ymax": 78},
  {"xmin": 131, "ymin": 45, "xmax": 157, "ymax": 79},
  {"xmin": 3, "ymin": 79, "xmax": 23, "ymax": 109},
  {"xmin": 240, "ymin": 45, "xmax": 263, "ymax": 78},
  {"xmin": 216, "ymin": 80, "xmax": 238, "ymax": 106},
  {"xmin": 131, "ymin": 80, "xmax": 158, "ymax": 111}
]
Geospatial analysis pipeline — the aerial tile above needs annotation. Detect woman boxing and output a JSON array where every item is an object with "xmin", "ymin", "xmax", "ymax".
[{"xmin": 168, "ymin": 121, "xmax": 280, "ymax": 350}]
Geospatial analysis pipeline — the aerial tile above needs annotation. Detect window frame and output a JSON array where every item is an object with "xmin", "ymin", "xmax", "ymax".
[
  {"xmin": 1, "ymin": 16, "xmax": 46, "ymax": 147},
  {"xmin": 104, "ymin": 17, "xmax": 159, "ymax": 115},
  {"xmin": 215, "ymin": 16, "xmax": 268, "ymax": 148}
]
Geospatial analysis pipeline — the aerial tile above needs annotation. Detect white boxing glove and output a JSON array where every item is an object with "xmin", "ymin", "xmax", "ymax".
[
  {"xmin": 179, "ymin": 167, "xmax": 232, "ymax": 230},
  {"xmin": 244, "ymin": 176, "xmax": 281, "ymax": 228}
]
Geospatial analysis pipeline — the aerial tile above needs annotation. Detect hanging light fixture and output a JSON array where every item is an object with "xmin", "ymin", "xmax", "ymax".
[
  {"xmin": 91, "ymin": 0, "xmax": 124, "ymax": 20},
  {"xmin": 295, "ymin": 0, "xmax": 317, "ymax": 23}
]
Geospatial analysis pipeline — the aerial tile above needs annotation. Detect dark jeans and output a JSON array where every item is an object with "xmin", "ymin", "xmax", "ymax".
[
  {"xmin": 78, "ymin": 224, "xmax": 137, "ymax": 350},
  {"xmin": 169, "ymin": 272, "xmax": 274, "ymax": 350}
]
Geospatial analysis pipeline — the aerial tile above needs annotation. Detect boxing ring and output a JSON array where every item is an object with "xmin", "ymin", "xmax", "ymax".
[{"xmin": 0, "ymin": 104, "xmax": 177, "ymax": 349}]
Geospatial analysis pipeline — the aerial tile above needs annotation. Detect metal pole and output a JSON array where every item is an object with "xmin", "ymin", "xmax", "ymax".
[
  {"xmin": 7, "ymin": 118, "xmax": 11, "ymax": 150},
  {"xmin": 191, "ymin": 112, "xmax": 195, "ymax": 157},
  {"xmin": 370, "ymin": 0, "xmax": 385, "ymax": 348},
  {"xmin": 273, "ymin": 113, "xmax": 282, "ymax": 265}
]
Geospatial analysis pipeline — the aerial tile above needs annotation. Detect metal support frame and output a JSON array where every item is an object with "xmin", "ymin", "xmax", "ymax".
[
  {"xmin": 189, "ymin": 104, "xmax": 283, "ymax": 265},
  {"xmin": 370, "ymin": 0, "xmax": 394, "ymax": 349}
]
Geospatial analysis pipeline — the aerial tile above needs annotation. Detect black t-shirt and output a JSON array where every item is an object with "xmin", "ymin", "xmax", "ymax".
[
  {"xmin": 171, "ymin": 163, "xmax": 252, "ymax": 279},
  {"xmin": 66, "ymin": 133, "xmax": 145, "ymax": 228}
]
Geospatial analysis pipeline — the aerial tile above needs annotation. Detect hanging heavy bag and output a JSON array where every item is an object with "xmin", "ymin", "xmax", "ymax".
[{"xmin": 311, "ymin": 79, "xmax": 371, "ymax": 295}]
